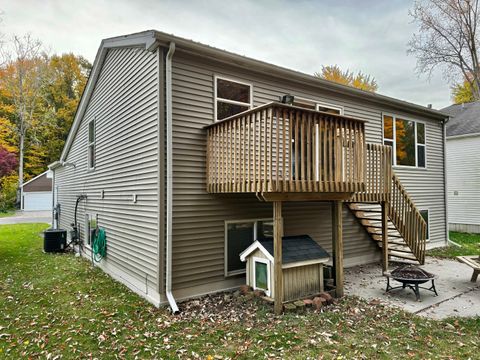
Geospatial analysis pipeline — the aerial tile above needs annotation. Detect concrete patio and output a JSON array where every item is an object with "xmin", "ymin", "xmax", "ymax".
[{"xmin": 345, "ymin": 257, "xmax": 480, "ymax": 319}]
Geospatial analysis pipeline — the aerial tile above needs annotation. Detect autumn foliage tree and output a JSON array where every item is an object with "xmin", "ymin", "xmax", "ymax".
[
  {"xmin": 0, "ymin": 34, "xmax": 48, "ymax": 194},
  {"xmin": 314, "ymin": 65, "xmax": 378, "ymax": 92},
  {"xmin": 0, "ymin": 34, "xmax": 91, "ymax": 209},
  {"xmin": 451, "ymin": 79, "xmax": 476, "ymax": 104},
  {"xmin": 0, "ymin": 146, "xmax": 17, "ymax": 178}
]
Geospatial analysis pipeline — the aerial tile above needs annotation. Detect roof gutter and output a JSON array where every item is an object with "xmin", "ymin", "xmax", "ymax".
[
  {"xmin": 165, "ymin": 41, "xmax": 179, "ymax": 314},
  {"xmin": 151, "ymin": 30, "xmax": 447, "ymax": 121}
]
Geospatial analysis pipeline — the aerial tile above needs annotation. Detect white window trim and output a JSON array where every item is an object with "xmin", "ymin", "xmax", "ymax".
[
  {"xmin": 315, "ymin": 101, "xmax": 344, "ymax": 115},
  {"xmin": 252, "ymin": 256, "xmax": 271, "ymax": 297},
  {"xmin": 382, "ymin": 113, "xmax": 427, "ymax": 170},
  {"xmin": 87, "ymin": 118, "xmax": 96, "ymax": 171},
  {"xmin": 224, "ymin": 218, "xmax": 272, "ymax": 277},
  {"xmin": 419, "ymin": 208, "xmax": 430, "ymax": 242},
  {"xmin": 214, "ymin": 75, "xmax": 253, "ymax": 122}
]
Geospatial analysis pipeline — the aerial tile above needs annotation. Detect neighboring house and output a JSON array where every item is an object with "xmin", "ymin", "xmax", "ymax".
[
  {"xmin": 21, "ymin": 170, "xmax": 53, "ymax": 211},
  {"xmin": 443, "ymin": 102, "xmax": 480, "ymax": 233},
  {"xmin": 49, "ymin": 30, "xmax": 448, "ymax": 312}
]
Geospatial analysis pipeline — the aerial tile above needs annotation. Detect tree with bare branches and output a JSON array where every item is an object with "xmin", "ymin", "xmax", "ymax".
[
  {"xmin": 0, "ymin": 34, "xmax": 48, "ymax": 200},
  {"xmin": 409, "ymin": 0, "xmax": 480, "ymax": 100}
]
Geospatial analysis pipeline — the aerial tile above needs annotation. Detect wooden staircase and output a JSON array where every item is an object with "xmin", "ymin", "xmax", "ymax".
[
  {"xmin": 347, "ymin": 202, "xmax": 421, "ymax": 263},
  {"xmin": 348, "ymin": 155, "xmax": 427, "ymax": 265}
]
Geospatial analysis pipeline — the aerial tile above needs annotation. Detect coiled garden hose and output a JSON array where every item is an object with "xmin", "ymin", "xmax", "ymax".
[{"xmin": 92, "ymin": 228, "xmax": 107, "ymax": 262}]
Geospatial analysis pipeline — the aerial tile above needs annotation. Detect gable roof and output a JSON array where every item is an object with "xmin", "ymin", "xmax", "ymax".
[
  {"xmin": 240, "ymin": 235, "xmax": 330, "ymax": 264},
  {"xmin": 21, "ymin": 170, "xmax": 52, "ymax": 188},
  {"xmin": 442, "ymin": 102, "xmax": 480, "ymax": 137},
  {"xmin": 54, "ymin": 30, "xmax": 448, "ymax": 165}
]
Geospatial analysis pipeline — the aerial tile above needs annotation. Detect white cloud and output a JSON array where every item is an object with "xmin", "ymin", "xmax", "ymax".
[{"xmin": 1, "ymin": 0, "xmax": 453, "ymax": 108}]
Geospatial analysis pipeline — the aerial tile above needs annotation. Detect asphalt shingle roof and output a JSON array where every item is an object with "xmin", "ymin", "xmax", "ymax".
[
  {"xmin": 258, "ymin": 235, "xmax": 330, "ymax": 264},
  {"xmin": 442, "ymin": 102, "xmax": 480, "ymax": 137}
]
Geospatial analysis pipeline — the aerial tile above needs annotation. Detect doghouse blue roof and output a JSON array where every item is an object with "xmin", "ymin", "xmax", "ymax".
[{"xmin": 241, "ymin": 235, "xmax": 330, "ymax": 264}]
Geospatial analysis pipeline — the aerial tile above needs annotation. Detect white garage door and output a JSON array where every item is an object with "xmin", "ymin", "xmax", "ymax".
[{"xmin": 23, "ymin": 192, "xmax": 52, "ymax": 211}]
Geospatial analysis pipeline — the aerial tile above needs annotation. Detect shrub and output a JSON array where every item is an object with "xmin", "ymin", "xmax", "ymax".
[{"xmin": 0, "ymin": 174, "xmax": 18, "ymax": 212}]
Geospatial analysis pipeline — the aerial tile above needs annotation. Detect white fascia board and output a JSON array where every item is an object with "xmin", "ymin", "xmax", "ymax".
[
  {"xmin": 240, "ymin": 240, "xmax": 274, "ymax": 263},
  {"xmin": 446, "ymin": 132, "xmax": 480, "ymax": 140}
]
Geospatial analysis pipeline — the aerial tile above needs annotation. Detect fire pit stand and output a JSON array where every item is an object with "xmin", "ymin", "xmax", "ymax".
[{"xmin": 385, "ymin": 265, "xmax": 438, "ymax": 301}]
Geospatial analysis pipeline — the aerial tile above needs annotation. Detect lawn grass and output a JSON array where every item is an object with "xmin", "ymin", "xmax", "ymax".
[
  {"xmin": 0, "ymin": 210, "xmax": 15, "ymax": 218},
  {"xmin": 0, "ymin": 224, "xmax": 479, "ymax": 359},
  {"xmin": 428, "ymin": 231, "xmax": 480, "ymax": 258}
]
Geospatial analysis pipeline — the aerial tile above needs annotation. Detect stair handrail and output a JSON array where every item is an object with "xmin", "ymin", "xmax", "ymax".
[{"xmin": 388, "ymin": 172, "xmax": 427, "ymax": 264}]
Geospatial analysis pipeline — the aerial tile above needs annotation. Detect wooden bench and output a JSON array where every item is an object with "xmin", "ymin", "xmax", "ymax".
[{"xmin": 457, "ymin": 255, "xmax": 480, "ymax": 282}]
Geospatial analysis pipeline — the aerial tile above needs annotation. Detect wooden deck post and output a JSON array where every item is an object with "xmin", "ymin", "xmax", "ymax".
[
  {"xmin": 332, "ymin": 200, "xmax": 344, "ymax": 297},
  {"xmin": 273, "ymin": 201, "xmax": 284, "ymax": 315},
  {"xmin": 381, "ymin": 201, "xmax": 389, "ymax": 273}
]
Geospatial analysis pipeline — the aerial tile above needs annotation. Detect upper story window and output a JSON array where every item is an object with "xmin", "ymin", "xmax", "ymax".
[
  {"xmin": 88, "ymin": 119, "xmax": 96, "ymax": 170},
  {"xmin": 215, "ymin": 77, "xmax": 252, "ymax": 121},
  {"xmin": 383, "ymin": 114, "xmax": 426, "ymax": 168},
  {"xmin": 292, "ymin": 97, "xmax": 344, "ymax": 115}
]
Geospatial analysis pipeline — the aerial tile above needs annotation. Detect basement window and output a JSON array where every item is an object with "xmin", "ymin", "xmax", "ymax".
[
  {"xmin": 87, "ymin": 119, "xmax": 96, "ymax": 170},
  {"xmin": 383, "ymin": 114, "xmax": 426, "ymax": 168},
  {"xmin": 215, "ymin": 76, "xmax": 252, "ymax": 121},
  {"xmin": 225, "ymin": 219, "xmax": 273, "ymax": 276}
]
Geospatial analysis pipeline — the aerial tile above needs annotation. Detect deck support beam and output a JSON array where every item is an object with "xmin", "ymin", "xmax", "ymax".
[
  {"xmin": 332, "ymin": 200, "xmax": 344, "ymax": 297},
  {"xmin": 273, "ymin": 201, "xmax": 284, "ymax": 315},
  {"xmin": 381, "ymin": 201, "xmax": 389, "ymax": 273}
]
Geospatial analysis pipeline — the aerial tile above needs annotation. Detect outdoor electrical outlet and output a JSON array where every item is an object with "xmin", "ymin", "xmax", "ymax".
[{"xmin": 132, "ymin": 194, "xmax": 137, "ymax": 203}]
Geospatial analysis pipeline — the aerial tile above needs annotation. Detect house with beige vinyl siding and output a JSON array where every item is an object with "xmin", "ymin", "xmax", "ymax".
[{"xmin": 49, "ymin": 30, "xmax": 448, "ymax": 313}]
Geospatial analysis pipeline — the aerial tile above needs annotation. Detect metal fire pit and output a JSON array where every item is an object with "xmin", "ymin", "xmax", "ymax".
[{"xmin": 385, "ymin": 265, "xmax": 438, "ymax": 301}]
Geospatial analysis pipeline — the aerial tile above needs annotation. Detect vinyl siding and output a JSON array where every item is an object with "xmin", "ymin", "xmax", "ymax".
[
  {"xmin": 171, "ymin": 51, "xmax": 446, "ymax": 297},
  {"xmin": 54, "ymin": 46, "xmax": 161, "ymax": 303},
  {"xmin": 447, "ymin": 135, "xmax": 480, "ymax": 226}
]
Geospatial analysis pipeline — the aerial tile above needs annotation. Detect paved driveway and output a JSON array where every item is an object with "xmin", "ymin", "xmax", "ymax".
[{"xmin": 0, "ymin": 211, "xmax": 51, "ymax": 225}]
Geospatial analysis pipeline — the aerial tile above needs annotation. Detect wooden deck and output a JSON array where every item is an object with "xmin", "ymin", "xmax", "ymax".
[
  {"xmin": 204, "ymin": 101, "xmax": 428, "ymax": 313},
  {"xmin": 206, "ymin": 102, "xmax": 367, "ymax": 196}
]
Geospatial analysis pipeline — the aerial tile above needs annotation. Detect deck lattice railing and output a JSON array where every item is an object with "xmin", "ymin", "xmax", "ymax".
[{"xmin": 206, "ymin": 102, "xmax": 366, "ymax": 194}]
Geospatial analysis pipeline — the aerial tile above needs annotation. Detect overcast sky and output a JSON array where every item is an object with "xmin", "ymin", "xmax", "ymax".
[{"xmin": 1, "ymin": 0, "xmax": 454, "ymax": 109}]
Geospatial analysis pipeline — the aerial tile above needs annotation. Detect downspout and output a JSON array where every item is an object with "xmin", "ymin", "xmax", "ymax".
[
  {"xmin": 165, "ymin": 41, "xmax": 179, "ymax": 314},
  {"xmin": 51, "ymin": 170, "xmax": 56, "ymax": 229},
  {"xmin": 443, "ymin": 117, "xmax": 450, "ymax": 246}
]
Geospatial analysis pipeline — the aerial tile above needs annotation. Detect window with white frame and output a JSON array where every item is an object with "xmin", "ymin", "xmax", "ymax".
[
  {"xmin": 225, "ymin": 219, "xmax": 273, "ymax": 276},
  {"xmin": 383, "ymin": 114, "xmax": 426, "ymax": 168},
  {"xmin": 253, "ymin": 257, "xmax": 270, "ymax": 296},
  {"xmin": 215, "ymin": 77, "xmax": 252, "ymax": 121},
  {"xmin": 87, "ymin": 119, "xmax": 96, "ymax": 170},
  {"xmin": 419, "ymin": 209, "xmax": 430, "ymax": 241}
]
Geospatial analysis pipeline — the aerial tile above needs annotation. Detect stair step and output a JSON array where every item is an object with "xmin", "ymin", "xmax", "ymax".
[
  {"xmin": 379, "ymin": 244, "xmax": 415, "ymax": 253},
  {"xmin": 388, "ymin": 250, "xmax": 418, "ymax": 260},
  {"xmin": 389, "ymin": 258, "xmax": 421, "ymax": 266},
  {"xmin": 348, "ymin": 204, "xmax": 381, "ymax": 213},
  {"xmin": 363, "ymin": 222, "xmax": 397, "ymax": 231},
  {"xmin": 365, "ymin": 228, "xmax": 403, "ymax": 237}
]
